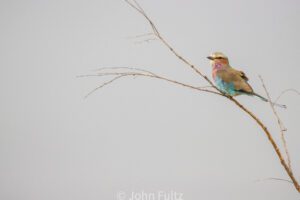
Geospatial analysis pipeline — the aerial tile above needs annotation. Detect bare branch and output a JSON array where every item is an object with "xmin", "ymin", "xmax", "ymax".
[
  {"xmin": 79, "ymin": 69, "xmax": 223, "ymax": 97},
  {"xmin": 124, "ymin": 0, "xmax": 160, "ymax": 36},
  {"xmin": 125, "ymin": 33, "xmax": 158, "ymax": 44},
  {"xmin": 133, "ymin": 38, "xmax": 157, "ymax": 44},
  {"xmin": 125, "ymin": 33, "xmax": 154, "ymax": 39},
  {"xmin": 124, "ymin": 0, "xmax": 216, "ymax": 89},
  {"xmin": 196, "ymin": 86, "xmax": 216, "ymax": 90},
  {"xmin": 226, "ymin": 96, "xmax": 299, "ymax": 192},
  {"xmin": 84, "ymin": 75, "xmax": 128, "ymax": 98},
  {"xmin": 259, "ymin": 76, "xmax": 291, "ymax": 170},
  {"xmin": 92, "ymin": 66, "xmax": 158, "ymax": 76},
  {"xmin": 255, "ymin": 177, "xmax": 293, "ymax": 184}
]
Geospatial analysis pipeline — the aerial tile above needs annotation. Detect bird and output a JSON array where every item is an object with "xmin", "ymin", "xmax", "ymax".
[{"xmin": 207, "ymin": 52, "xmax": 286, "ymax": 108}]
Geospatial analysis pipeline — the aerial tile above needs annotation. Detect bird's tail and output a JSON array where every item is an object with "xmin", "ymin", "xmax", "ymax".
[{"xmin": 253, "ymin": 92, "xmax": 287, "ymax": 109}]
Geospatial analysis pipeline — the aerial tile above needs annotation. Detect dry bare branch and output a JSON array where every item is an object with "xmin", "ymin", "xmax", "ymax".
[
  {"xmin": 255, "ymin": 177, "xmax": 293, "ymax": 184},
  {"xmin": 79, "ymin": 69, "xmax": 223, "ymax": 98},
  {"xmin": 92, "ymin": 66, "xmax": 158, "ymax": 76},
  {"xmin": 124, "ymin": 0, "xmax": 216, "ymax": 88},
  {"xmin": 259, "ymin": 76, "xmax": 291, "ymax": 170},
  {"xmin": 84, "ymin": 75, "xmax": 128, "ymax": 98},
  {"xmin": 133, "ymin": 38, "xmax": 157, "ymax": 44},
  {"xmin": 125, "ymin": 33, "xmax": 155, "ymax": 39}
]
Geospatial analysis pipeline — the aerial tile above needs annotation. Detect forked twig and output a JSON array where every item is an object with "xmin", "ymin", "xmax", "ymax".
[
  {"xmin": 79, "ymin": 69, "xmax": 223, "ymax": 98},
  {"xmin": 92, "ymin": 66, "xmax": 158, "ymax": 76},
  {"xmin": 259, "ymin": 76, "xmax": 291, "ymax": 170},
  {"xmin": 124, "ymin": 0, "xmax": 215, "ymax": 88},
  {"xmin": 84, "ymin": 75, "xmax": 128, "ymax": 98}
]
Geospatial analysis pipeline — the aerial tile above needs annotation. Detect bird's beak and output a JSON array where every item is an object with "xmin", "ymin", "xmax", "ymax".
[{"xmin": 207, "ymin": 56, "xmax": 214, "ymax": 60}]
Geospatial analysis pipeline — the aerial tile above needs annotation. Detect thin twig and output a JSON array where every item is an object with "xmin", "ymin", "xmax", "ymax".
[
  {"xmin": 79, "ymin": 70, "xmax": 223, "ymax": 97},
  {"xmin": 92, "ymin": 66, "xmax": 158, "ymax": 76},
  {"xmin": 259, "ymin": 76, "xmax": 291, "ymax": 170},
  {"xmin": 134, "ymin": 38, "xmax": 157, "ymax": 44},
  {"xmin": 275, "ymin": 88, "xmax": 300, "ymax": 103},
  {"xmin": 84, "ymin": 75, "xmax": 128, "ymax": 98},
  {"xmin": 196, "ymin": 85, "xmax": 216, "ymax": 90},
  {"xmin": 125, "ymin": 33, "xmax": 154, "ymax": 39},
  {"xmin": 255, "ymin": 177, "xmax": 293, "ymax": 184}
]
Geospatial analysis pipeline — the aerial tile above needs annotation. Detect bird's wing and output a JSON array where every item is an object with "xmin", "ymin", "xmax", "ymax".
[
  {"xmin": 239, "ymin": 70, "xmax": 249, "ymax": 81},
  {"xmin": 216, "ymin": 67, "xmax": 253, "ymax": 93}
]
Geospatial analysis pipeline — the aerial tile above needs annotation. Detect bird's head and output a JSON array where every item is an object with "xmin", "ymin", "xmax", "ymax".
[{"xmin": 207, "ymin": 52, "xmax": 229, "ymax": 68}]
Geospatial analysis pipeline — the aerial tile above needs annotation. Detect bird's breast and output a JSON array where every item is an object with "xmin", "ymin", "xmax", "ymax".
[{"xmin": 212, "ymin": 68, "xmax": 218, "ymax": 80}]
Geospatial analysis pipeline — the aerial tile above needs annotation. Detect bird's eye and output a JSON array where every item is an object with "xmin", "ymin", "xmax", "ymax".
[{"xmin": 216, "ymin": 57, "xmax": 223, "ymax": 59}]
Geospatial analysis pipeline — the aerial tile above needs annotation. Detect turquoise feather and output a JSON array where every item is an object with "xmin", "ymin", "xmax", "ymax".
[{"xmin": 214, "ymin": 76, "xmax": 241, "ymax": 96}]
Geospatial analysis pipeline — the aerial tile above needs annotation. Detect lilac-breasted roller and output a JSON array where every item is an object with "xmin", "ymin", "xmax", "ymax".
[{"xmin": 207, "ymin": 52, "xmax": 286, "ymax": 108}]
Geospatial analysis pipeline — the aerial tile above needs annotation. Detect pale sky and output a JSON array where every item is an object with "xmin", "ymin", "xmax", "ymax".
[{"xmin": 0, "ymin": 0, "xmax": 300, "ymax": 199}]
